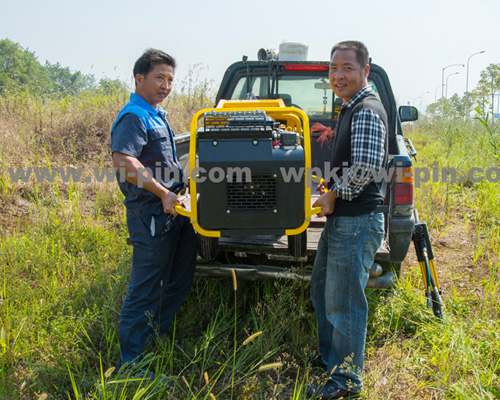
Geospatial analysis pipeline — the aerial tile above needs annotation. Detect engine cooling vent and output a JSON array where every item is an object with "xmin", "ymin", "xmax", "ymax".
[{"xmin": 227, "ymin": 174, "xmax": 277, "ymax": 213}]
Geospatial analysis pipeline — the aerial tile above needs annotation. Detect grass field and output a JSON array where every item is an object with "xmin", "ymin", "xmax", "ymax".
[{"xmin": 1, "ymin": 87, "xmax": 499, "ymax": 399}]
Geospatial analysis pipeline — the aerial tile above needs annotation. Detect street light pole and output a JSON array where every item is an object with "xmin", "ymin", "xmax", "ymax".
[
  {"xmin": 420, "ymin": 91, "xmax": 429, "ymax": 114},
  {"xmin": 442, "ymin": 63, "xmax": 464, "ymax": 113},
  {"xmin": 445, "ymin": 72, "xmax": 460, "ymax": 98},
  {"xmin": 435, "ymin": 84, "xmax": 444, "ymax": 102},
  {"xmin": 465, "ymin": 50, "xmax": 485, "ymax": 116}
]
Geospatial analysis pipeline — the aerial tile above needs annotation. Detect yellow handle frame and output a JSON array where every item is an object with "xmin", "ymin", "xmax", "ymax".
[{"xmin": 176, "ymin": 99, "xmax": 320, "ymax": 237}]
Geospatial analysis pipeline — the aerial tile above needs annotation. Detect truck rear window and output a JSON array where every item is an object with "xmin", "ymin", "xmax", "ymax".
[{"xmin": 230, "ymin": 75, "xmax": 380, "ymax": 121}]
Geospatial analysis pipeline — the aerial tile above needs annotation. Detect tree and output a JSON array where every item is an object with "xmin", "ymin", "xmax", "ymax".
[
  {"xmin": 449, "ymin": 94, "xmax": 465, "ymax": 117},
  {"xmin": 98, "ymin": 77, "xmax": 129, "ymax": 95},
  {"xmin": 476, "ymin": 63, "xmax": 500, "ymax": 115},
  {"xmin": 0, "ymin": 38, "xmax": 52, "ymax": 95},
  {"xmin": 44, "ymin": 61, "xmax": 96, "ymax": 96},
  {"xmin": 0, "ymin": 38, "xmax": 130, "ymax": 98},
  {"xmin": 470, "ymin": 84, "xmax": 490, "ymax": 115},
  {"xmin": 426, "ymin": 95, "xmax": 465, "ymax": 119}
]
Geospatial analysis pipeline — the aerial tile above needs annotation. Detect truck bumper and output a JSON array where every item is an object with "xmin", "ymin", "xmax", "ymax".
[{"xmin": 195, "ymin": 262, "xmax": 397, "ymax": 289}]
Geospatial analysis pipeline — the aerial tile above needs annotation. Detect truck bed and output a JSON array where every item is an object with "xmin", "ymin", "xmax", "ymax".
[{"xmin": 180, "ymin": 193, "xmax": 391, "ymax": 262}]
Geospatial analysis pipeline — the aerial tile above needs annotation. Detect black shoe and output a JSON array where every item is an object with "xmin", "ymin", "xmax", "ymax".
[
  {"xmin": 307, "ymin": 353, "xmax": 328, "ymax": 372},
  {"xmin": 306, "ymin": 379, "xmax": 360, "ymax": 399}
]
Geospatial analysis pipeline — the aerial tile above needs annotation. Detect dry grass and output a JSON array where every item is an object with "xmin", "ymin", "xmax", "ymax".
[
  {"xmin": 0, "ymin": 91, "xmax": 128, "ymax": 237},
  {"xmin": 0, "ymin": 76, "xmax": 214, "ymax": 237}
]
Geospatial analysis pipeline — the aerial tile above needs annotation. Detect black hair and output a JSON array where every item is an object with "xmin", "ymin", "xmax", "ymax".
[
  {"xmin": 330, "ymin": 41, "xmax": 369, "ymax": 68},
  {"xmin": 133, "ymin": 48, "xmax": 176, "ymax": 77}
]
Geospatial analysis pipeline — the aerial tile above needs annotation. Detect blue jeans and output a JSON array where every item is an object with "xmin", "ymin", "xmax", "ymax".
[
  {"xmin": 310, "ymin": 212, "xmax": 384, "ymax": 391},
  {"xmin": 119, "ymin": 208, "xmax": 197, "ymax": 366}
]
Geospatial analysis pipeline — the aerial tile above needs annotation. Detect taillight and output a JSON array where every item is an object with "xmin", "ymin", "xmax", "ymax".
[
  {"xmin": 394, "ymin": 184, "xmax": 413, "ymax": 204},
  {"xmin": 283, "ymin": 65, "xmax": 329, "ymax": 72},
  {"xmin": 394, "ymin": 167, "xmax": 414, "ymax": 204}
]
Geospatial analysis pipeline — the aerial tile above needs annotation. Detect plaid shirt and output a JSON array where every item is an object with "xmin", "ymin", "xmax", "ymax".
[{"xmin": 331, "ymin": 86, "xmax": 387, "ymax": 201}]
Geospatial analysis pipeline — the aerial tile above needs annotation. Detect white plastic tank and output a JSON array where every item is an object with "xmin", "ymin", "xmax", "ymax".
[{"xmin": 278, "ymin": 42, "xmax": 308, "ymax": 61}]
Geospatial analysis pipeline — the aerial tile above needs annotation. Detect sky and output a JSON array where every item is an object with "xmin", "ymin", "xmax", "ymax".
[{"xmin": 1, "ymin": 0, "xmax": 499, "ymax": 111}]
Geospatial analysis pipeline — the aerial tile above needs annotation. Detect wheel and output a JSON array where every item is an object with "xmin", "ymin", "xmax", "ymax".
[
  {"xmin": 291, "ymin": 103, "xmax": 303, "ymax": 110},
  {"xmin": 288, "ymin": 231, "xmax": 307, "ymax": 258},
  {"xmin": 197, "ymin": 235, "xmax": 219, "ymax": 261}
]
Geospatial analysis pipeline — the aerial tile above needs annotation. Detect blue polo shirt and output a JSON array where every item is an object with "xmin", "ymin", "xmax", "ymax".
[{"xmin": 111, "ymin": 93, "xmax": 185, "ymax": 212}]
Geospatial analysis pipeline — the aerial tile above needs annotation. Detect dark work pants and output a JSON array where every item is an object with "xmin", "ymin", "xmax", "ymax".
[{"xmin": 119, "ymin": 209, "xmax": 197, "ymax": 366}]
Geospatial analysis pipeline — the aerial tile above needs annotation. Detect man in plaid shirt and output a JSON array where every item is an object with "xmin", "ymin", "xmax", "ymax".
[{"xmin": 308, "ymin": 41, "xmax": 388, "ymax": 399}]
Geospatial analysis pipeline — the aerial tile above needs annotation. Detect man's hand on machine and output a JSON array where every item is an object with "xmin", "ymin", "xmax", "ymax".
[
  {"xmin": 315, "ymin": 180, "xmax": 328, "ymax": 195},
  {"xmin": 313, "ymin": 190, "xmax": 337, "ymax": 217},
  {"xmin": 161, "ymin": 190, "xmax": 181, "ymax": 216}
]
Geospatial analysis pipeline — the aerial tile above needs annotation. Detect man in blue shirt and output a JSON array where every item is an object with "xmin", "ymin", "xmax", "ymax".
[
  {"xmin": 111, "ymin": 49, "xmax": 197, "ymax": 376},
  {"xmin": 308, "ymin": 41, "xmax": 388, "ymax": 399}
]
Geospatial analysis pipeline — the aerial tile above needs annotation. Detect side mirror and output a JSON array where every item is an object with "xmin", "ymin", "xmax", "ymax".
[{"xmin": 399, "ymin": 105, "xmax": 418, "ymax": 122}]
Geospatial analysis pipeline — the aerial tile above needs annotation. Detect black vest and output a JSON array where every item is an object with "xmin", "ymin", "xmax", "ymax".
[{"xmin": 328, "ymin": 92, "xmax": 388, "ymax": 216}]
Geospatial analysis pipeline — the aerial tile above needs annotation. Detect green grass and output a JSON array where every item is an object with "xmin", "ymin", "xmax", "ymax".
[{"xmin": 1, "ymin": 88, "xmax": 500, "ymax": 399}]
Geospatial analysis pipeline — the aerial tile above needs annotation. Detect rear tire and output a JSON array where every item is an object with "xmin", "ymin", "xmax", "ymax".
[
  {"xmin": 197, "ymin": 235, "xmax": 219, "ymax": 261},
  {"xmin": 288, "ymin": 231, "xmax": 307, "ymax": 258}
]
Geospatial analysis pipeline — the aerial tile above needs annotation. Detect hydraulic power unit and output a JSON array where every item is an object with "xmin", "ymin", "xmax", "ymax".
[
  {"xmin": 175, "ymin": 99, "xmax": 320, "ymax": 259},
  {"xmin": 197, "ymin": 109, "xmax": 304, "ymax": 236}
]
